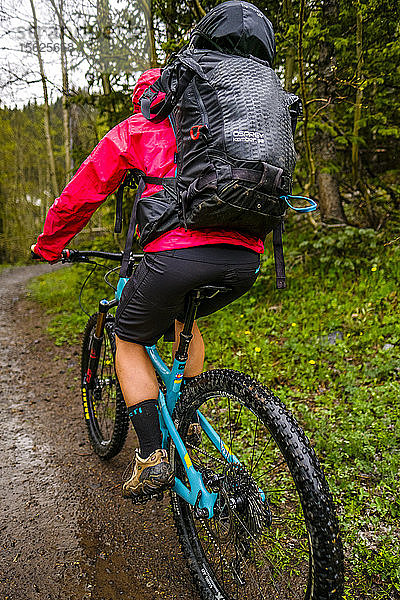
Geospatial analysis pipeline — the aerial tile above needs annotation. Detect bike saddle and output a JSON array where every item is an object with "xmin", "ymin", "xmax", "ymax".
[{"xmin": 190, "ymin": 285, "xmax": 232, "ymax": 299}]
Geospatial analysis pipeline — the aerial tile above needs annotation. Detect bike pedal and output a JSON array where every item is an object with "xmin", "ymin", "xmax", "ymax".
[
  {"xmin": 130, "ymin": 491, "xmax": 164, "ymax": 506},
  {"xmin": 131, "ymin": 495, "xmax": 150, "ymax": 506}
]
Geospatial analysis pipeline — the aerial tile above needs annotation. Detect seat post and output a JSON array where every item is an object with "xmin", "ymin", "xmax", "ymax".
[{"xmin": 175, "ymin": 290, "xmax": 202, "ymax": 362}]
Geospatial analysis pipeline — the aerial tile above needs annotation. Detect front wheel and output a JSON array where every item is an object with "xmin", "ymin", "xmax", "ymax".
[
  {"xmin": 81, "ymin": 314, "xmax": 129, "ymax": 459},
  {"xmin": 170, "ymin": 369, "xmax": 344, "ymax": 600}
]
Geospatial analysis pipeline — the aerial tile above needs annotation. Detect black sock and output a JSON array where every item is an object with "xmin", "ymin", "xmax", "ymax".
[{"xmin": 127, "ymin": 399, "xmax": 162, "ymax": 459}]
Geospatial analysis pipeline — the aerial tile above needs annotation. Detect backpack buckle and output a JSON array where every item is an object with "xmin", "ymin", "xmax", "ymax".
[
  {"xmin": 190, "ymin": 124, "xmax": 207, "ymax": 141},
  {"xmin": 254, "ymin": 163, "xmax": 283, "ymax": 193}
]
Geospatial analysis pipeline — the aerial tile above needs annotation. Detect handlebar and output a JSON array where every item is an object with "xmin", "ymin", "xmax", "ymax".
[{"xmin": 61, "ymin": 249, "xmax": 143, "ymax": 264}]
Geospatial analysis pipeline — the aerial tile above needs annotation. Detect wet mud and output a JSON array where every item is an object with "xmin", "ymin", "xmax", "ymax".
[{"xmin": 0, "ymin": 264, "xmax": 198, "ymax": 600}]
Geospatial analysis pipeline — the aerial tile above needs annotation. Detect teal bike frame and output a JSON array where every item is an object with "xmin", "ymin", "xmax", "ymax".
[
  {"xmin": 63, "ymin": 248, "xmax": 271, "ymax": 519},
  {"xmin": 115, "ymin": 277, "xmax": 242, "ymax": 519}
]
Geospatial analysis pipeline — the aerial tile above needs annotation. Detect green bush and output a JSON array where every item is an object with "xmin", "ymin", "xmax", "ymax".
[{"xmin": 298, "ymin": 226, "xmax": 390, "ymax": 273}]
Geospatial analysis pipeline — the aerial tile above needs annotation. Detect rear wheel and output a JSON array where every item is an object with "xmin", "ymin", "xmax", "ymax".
[
  {"xmin": 81, "ymin": 314, "xmax": 129, "ymax": 459},
  {"xmin": 171, "ymin": 369, "xmax": 344, "ymax": 600}
]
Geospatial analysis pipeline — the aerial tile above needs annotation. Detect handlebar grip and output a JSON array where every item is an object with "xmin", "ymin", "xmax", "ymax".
[{"xmin": 61, "ymin": 249, "xmax": 79, "ymax": 262}]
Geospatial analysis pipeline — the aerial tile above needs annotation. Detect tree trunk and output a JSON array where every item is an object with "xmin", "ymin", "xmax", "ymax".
[
  {"xmin": 165, "ymin": 0, "xmax": 178, "ymax": 44},
  {"xmin": 298, "ymin": 0, "xmax": 315, "ymax": 190},
  {"xmin": 193, "ymin": 0, "xmax": 206, "ymax": 19},
  {"xmin": 58, "ymin": 0, "xmax": 72, "ymax": 184},
  {"xmin": 352, "ymin": 2, "xmax": 363, "ymax": 185},
  {"xmin": 283, "ymin": 0, "xmax": 295, "ymax": 91},
  {"xmin": 29, "ymin": 0, "xmax": 59, "ymax": 199},
  {"xmin": 313, "ymin": 0, "xmax": 346, "ymax": 224},
  {"xmin": 141, "ymin": 0, "xmax": 158, "ymax": 67},
  {"xmin": 97, "ymin": 0, "xmax": 112, "ymax": 95}
]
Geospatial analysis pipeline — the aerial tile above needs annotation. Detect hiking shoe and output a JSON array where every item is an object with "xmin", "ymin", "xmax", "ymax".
[
  {"xmin": 122, "ymin": 449, "xmax": 174, "ymax": 499},
  {"xmin": 187, "ymin": 422, "xmax": 202, "ymax": 447}
]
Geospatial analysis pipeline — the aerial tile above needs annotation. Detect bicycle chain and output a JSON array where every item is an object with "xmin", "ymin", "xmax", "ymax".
[{"xmin": 198, "ymin": 516, "xmax": 241, "ymax": 582}]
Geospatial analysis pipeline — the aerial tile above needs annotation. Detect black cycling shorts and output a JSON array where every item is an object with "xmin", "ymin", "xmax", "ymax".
[{"xmin": 114, "ymin": 245, "xmax": 260, "ymax": 346}]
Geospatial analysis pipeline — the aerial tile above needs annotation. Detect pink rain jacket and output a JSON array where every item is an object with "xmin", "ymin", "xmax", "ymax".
[{"xmin": 34, "ymin": 69, "xmax": 264, "ymax": 261}]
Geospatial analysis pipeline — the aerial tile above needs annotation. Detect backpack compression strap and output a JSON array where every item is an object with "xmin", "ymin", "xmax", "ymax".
[
  {"xmin": 273, "ymin": 222, "xmax": 286, "ymax": 289},
  {"xmin": 140, "ymin": 55, "xmax": 207, "ymax": 123},
  {"xmin": 180, "ymin": 163, "xmax": 292, "ymax": 213}
]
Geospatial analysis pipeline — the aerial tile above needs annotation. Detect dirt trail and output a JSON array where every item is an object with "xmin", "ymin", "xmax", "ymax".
[{"xmin": 0, "ymin": 264, "xmax": 198, "ymax": 600}]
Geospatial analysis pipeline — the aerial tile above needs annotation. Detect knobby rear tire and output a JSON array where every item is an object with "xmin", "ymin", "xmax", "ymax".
[
  {"xmin": 81, "ymin": 314, "xmax": 129, "ymax": 459},
  {"xmin": 170, "ymin": 369, "xmax": 344, "ymax": 600}
]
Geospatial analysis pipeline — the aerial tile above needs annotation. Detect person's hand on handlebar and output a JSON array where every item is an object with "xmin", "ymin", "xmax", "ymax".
[
  {"xmin": 30, "ymin": 244, "xmax": 61, "ymax": 263},
  {"xmin": 31, "ymin": 244, "xmax": 44, "ymax": 261}
]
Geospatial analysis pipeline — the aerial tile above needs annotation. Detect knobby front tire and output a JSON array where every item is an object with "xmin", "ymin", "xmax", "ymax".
[
  {"xmin": 81, "ymin": 314, "xmax": 129, "ymax": 459},
  {"xmin": 170, "ymin": 369, "xmax": 344, "ymax": 600}
]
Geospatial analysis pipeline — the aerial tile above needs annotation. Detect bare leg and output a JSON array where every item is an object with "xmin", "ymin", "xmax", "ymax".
[
  {"xmin": 116, "ymin": 320, "xmax": 204, "ymax": 408},
  {"xmin": 115, "ymin": 336, "xmax": 159, "ymax": 407},
  {"xmin": 173, "ymin": 320, "xmax": 205, "ymax": 377}
]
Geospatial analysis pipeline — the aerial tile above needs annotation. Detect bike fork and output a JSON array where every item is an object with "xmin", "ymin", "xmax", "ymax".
[{"xmin": 84, "ymin": 298, "xmax": 118, "ymax": 389}]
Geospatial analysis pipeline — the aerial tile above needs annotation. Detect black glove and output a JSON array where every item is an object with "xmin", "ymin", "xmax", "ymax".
[{"xmin": 30, "ymin": 245, "xmax": 43, "ymax": 260}]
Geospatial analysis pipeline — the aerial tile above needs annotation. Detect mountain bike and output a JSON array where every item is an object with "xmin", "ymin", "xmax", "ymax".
[{"xmin": 62, "ymin": 247, "xmax": 344, "ymax": 600}]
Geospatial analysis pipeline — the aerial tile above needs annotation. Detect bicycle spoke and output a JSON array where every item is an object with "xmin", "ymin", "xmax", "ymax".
[
  {"xmin": 250, "ymin": 433, "xmax": 273, "ymax": 476},
  {"xmin": 249, "ymin": 416, "xmax": 259, "ymax": 474},
  {"xmin": 227, "ymin": 393, "xmax": 232, "ymax": 450},
  {"xmin": 216, "ymin": 519, "xmax": 226, "ymax": 586},
  {"xmin": 230, "ymin": 402, "xmax": 243, "ymax": 447},
  {"xmin": 254, "ymin": 459, "xmax": 287, "ymax": 483}
]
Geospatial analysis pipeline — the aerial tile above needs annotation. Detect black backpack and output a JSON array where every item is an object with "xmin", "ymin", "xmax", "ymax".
[
  {"xmin": 141, "ymin": 48, "xmax": 301, "ymax": 247},
  {"xmin": 116, "ymin": 1, "xmax": 310, "ymax": 286},
  {"xmin": 117, "ymin": 48, "xmax": 301, "ymax": 287}
]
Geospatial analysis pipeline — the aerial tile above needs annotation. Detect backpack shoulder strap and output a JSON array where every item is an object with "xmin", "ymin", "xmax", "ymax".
[
  {"xmin": 139, "ymin": 78, "xmax": 166, "ymax": 122},
  {"xmin": 119, "ymin": 171, "xmax": 145, "ymax": 278},
  {"xmin": 114, "ymin": 170, "xmax": 137, "ymax": 234}
]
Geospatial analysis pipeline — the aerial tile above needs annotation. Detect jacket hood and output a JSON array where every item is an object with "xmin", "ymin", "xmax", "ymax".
[
  {"xmin": 132, "ymin": 68, "xmax": 162, "ymax": 113},
  {"xmin": 190, "ymin": 1, "xmax": 275, "ymax": 65}
]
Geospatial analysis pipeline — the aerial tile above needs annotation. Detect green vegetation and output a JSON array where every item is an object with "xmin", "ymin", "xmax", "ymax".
[
  {"xmin": 28, "ymin": 225, "xmax": 400, "ymax": 599},
  {"xmin": 2, "ymin": 0, "xmax": 400, "ymax": 265},
  {"xmin": 4, "ymin": 0, "xmax": 399, "ymax": 596}
]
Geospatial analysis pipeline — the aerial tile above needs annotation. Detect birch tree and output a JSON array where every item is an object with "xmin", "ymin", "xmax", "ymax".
[
  {"xmin": 28, "ymin": 0, "xmax": 59, "ymax": 199},
  {"xmin": 58, "ymin": 0, "xmax": 72, "ymax": 183}
]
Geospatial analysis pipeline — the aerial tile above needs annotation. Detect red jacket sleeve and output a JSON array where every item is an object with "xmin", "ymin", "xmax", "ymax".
[{"xmin": 34, "ymin": 117, "xmax": 137, "ymax": 261}]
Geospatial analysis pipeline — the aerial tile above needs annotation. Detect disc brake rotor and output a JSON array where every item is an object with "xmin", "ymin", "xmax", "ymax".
[
  {"xmin": 223, "ymin": 463, "xmax": 267, "ymax": 539},
  {"xmin": 201, "ymin": 463, "xmax": 269, "ymax": 545}
]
